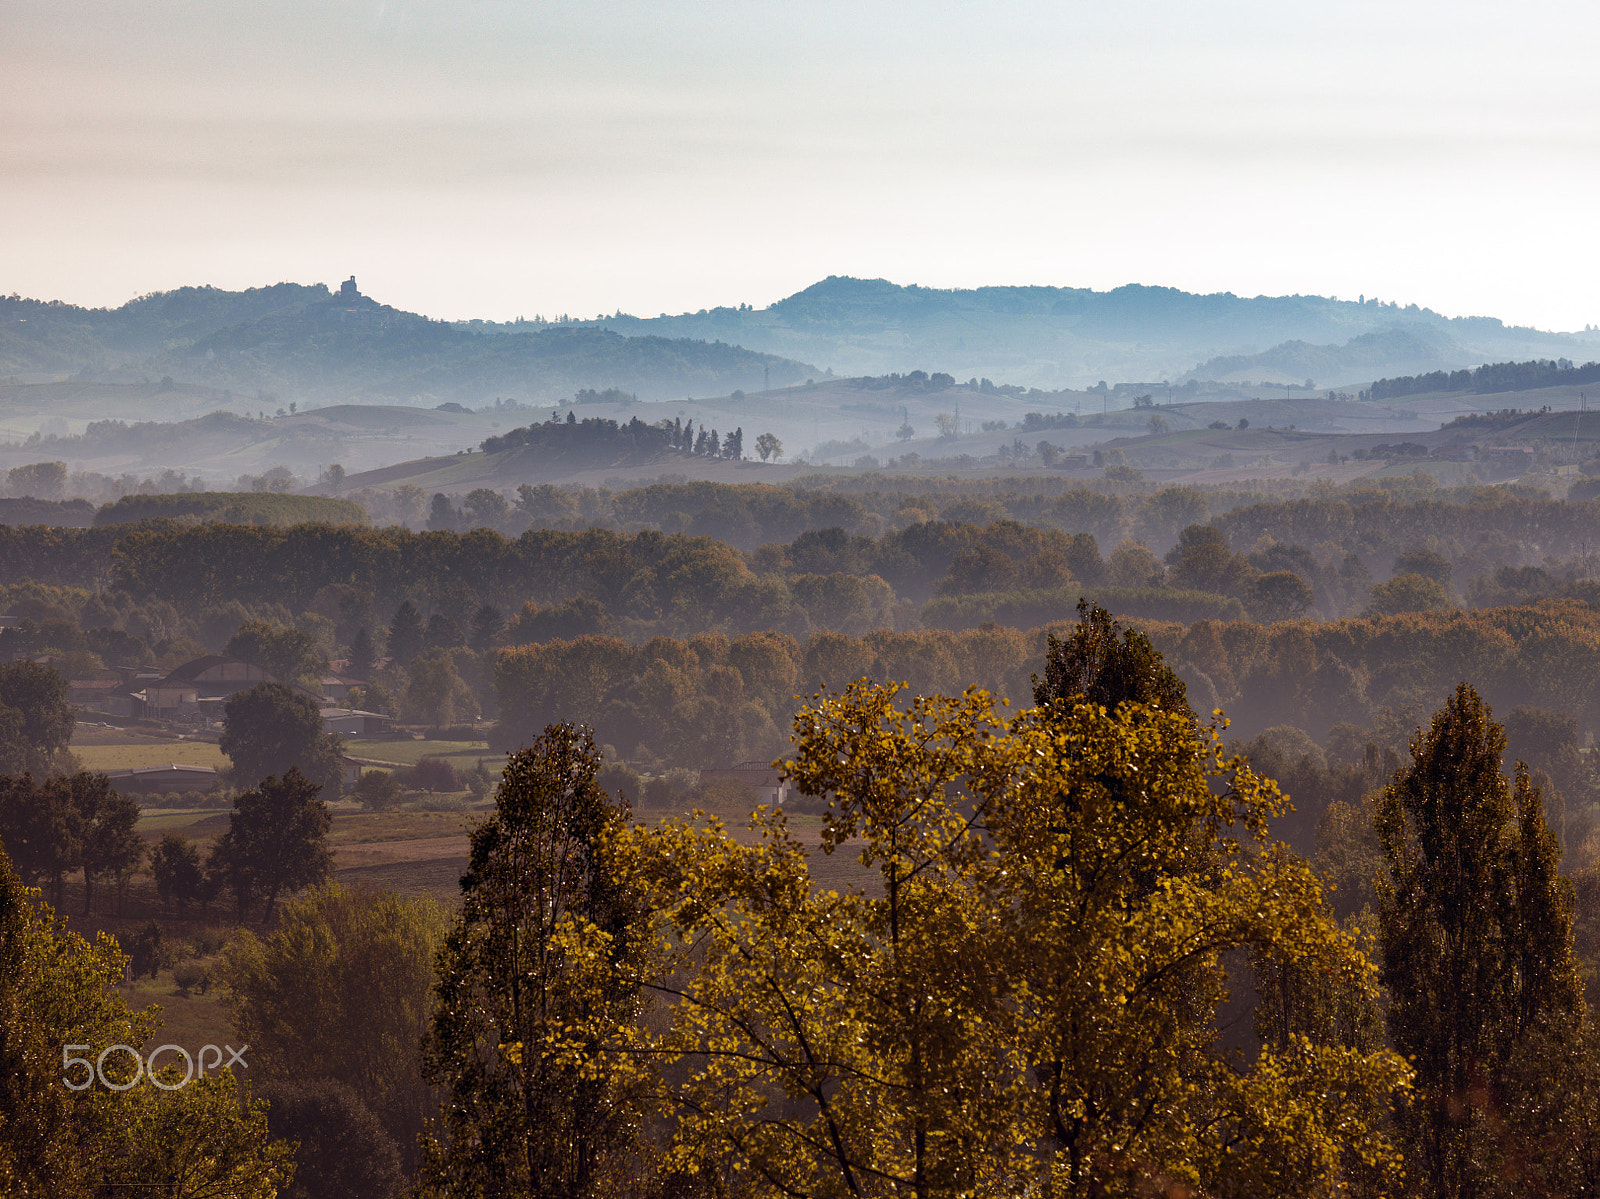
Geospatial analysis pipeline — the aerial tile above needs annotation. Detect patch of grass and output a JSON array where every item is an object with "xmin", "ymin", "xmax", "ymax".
[
  {"xmin": 343, "ymin": 738, "xmax": 493, "ymax": 766},
  {"xmin": 137, "ymin": 810, "xmax": 232, "ymax": 835},
  {"xmin": 118, "ymin": 969, "xmax": 237, "ymax": 1058},
  {"xmin": 75, "ymin": 743, "xmax": 229, "ymax": 772},
  {"xmin": 329, "ymin": 809, "xmax": 475, "ymax": 844}
]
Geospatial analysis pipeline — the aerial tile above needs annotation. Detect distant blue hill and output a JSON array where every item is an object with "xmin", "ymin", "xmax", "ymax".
[
  {"xmin": 0, "ymin": 281, "xmax": 818, "ymax": 404},
  {"xmin": 1188, "ymin": 325, "xmax": 1466, "ymax": 388},
  {"xmin": 597, "ymin": 276, "xmax": 1600, "ymax": 390},
  {"xmin": 5, "ymin": 275, "xmax": 1597, "ymax": 399}
]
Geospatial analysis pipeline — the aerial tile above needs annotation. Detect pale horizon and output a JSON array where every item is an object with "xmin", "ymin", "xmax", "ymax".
[{"xmin": 6, "ymin": 0, "xmax": 1599, "ymax": 333}]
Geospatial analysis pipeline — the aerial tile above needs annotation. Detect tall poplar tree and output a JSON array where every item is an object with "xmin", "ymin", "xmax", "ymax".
[
  {"xmin": 418, "ymin": 723, "xmax": 644, "ymax": 1199},
  {"xmin": 1376, "ymin": 682, "xmax": 1583, "ymax": 1198}
]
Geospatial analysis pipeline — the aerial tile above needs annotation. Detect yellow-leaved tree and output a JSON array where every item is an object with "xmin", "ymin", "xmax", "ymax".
[
  {"xmin": 0, "ymin": 840, "xmax": 291, "ymax": 1198},
  {"xmin": 560, "ymin": 679, "xmax": 1411, "ymax": 1199}
]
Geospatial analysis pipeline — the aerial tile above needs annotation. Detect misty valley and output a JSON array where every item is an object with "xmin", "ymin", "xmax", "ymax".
[{"xmin": 8, "ymin": 276, "xmax": 1600, "ymax": 1198}]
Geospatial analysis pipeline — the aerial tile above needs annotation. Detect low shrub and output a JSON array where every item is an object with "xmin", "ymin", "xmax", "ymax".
[
  {"xmin": 172, "ymin": 959, "xmax": 212, "ymax": 996},
  {"xmin": 426, "ymin": 725, "xmax": 483, "ymax": 742},
  {"xmin": 403, "ymin": 757, "xmax": 460, "ymax": 793},
  {"xmin": 413, "ymin": 793, "xmax": 467, "ymax": 813}
]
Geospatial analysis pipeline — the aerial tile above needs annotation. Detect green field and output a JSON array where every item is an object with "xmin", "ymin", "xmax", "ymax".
[
  {"xmin": 344, "ymin": 738, "xmax": 504, "ymax": 771},
  {"xmin": 77, "ymin": 737, "xmax": 500, "ymax": 776},
  {"xmin": 75, "ymin": 742, "xmax": 229, "ymax": 773}
]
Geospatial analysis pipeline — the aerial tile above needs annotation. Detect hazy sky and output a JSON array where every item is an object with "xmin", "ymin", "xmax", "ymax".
[{"xmin": 5, "ymin": 0, "xmax": 1598, "ymax": 330}]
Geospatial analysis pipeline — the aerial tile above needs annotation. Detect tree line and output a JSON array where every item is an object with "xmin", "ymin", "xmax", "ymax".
[
  {"xmin": 10, "ymin": 479, "xmax": 1600, "ymax": 623},
  {"xmin": 479, "ymin": 409, "xmax": 748, "ymax": 463},
  {"xmin": 1369, "ymin": 356, "xmax": 1600, "ymax": 401}
]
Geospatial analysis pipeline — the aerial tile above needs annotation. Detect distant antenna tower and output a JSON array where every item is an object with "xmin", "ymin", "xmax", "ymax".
[{"xmin": 764, "ymin": 365, "xmax": 770, "ymax": 392}]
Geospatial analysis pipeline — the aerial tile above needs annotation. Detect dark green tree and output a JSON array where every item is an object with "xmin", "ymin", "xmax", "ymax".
[
  {"xmin": 1033, "ymin": 597, "xmax": 1191, "ymax": 715},
  {"xmin": 225, "ymin": 619, "xmax": 327, "ymax": 686},
  {"xmin": 220, "ymin": 681, "xmax": 344, "ymax": 798},
  {"xmin": 1506, "ymin": 704, "xmax": 1589, "ymax": 805},
  {"xmin": 0, "ymin": 771, "xmax": 81, "ymax": 908},
  {"xmin": 418, "ymin": 723, "xmax": 644, "ymax": 1199},
  {"xmin": 424, "ymin": 612, "xmax": 466, "ymax": 651},
  {"xmin": 0, "ymin": 660, "xmax": 75, "ymax": 775},
  {"xmin": 352, "ymin": 768, "xmax": 404, "ymax": 811},
  {"xmin": 67, "ymin": 773, "xmax": 143, "ymax": 916},
  {"xmin": 387, "ymin": 601, "xmax": 424, "ymax": 666},
  {"xmin": 403, "ymin": 650, "xmax": 477, "ymax": 727},
  {"xmin": 209, "ymin": 767, "xmax": 333, "ymax": 920},
  {"xmin": 469, "ymin": 604, "xmax": 506, "ymax": 652},
  {"xmin": 427, "ymin": 493, "xmax": 460, "ymax": 532},
  {"xmin": 1249, "ymin": 570, "xmax": 1316, "ymax": 622},
  {"xmin": 462, "ymin": 488, "xmax": 511, "ymax": 530},
  {"xmin": 1376, "ymin": 683, "xmax": 1583, "ymax": 1197},
  {"xmin": 228, "ymin": 884, "xmax": 449, "ymax": 1170},
  {"xmin": 150, "ymin": 832, "xmax": 205, "ymax": 913},
  {"xmin": 256, "ymin": 1079, "xmax": 404, "ymax": 1199},
  {"xmin": 348, "ymin": 625, "xmax": 377, "ymax": 676}
]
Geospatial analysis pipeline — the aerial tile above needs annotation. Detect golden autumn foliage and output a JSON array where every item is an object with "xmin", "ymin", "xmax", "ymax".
[{"xmin": 537, "ymin": 683, "xmax": 1410, "ymax": 1198}]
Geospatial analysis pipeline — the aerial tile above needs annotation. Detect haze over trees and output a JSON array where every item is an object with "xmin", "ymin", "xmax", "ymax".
[{"xmin": 13, "ymin": 337, "xmax": 1600, "ymax": 1196}]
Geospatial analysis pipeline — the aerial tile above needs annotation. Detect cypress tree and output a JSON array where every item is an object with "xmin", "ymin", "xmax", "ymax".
[
  {"xmin": 387, "ymin": 600, "xmax": 424, "ymax": 666},
  {"xmin": 1376, "ymin": 683, "xmax": 1582, "ymax": 1197}
]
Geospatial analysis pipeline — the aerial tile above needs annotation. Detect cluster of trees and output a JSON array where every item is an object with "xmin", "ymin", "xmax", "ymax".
[
  {"xmin": 0, "ymin": 496, "xmax": 97, "ymax": 527},
  {"xmin": 4, "ymin": 764, "xmax": 336, "ymax": 924},
  {"xmin": 1370, "ymin": 356, "xmax": 1600, "ymax": 400},
  {"xmin": 843, "ymin": 368, "xmax": 957, "ymax": 390},
  {"xmin": 93, "ymin": 491, "xmax": 366, "ymax": 527},
  {"xmin": 492, "ymin": 624, "xmax": 1042, "ymax": 766},
  {"xmin": 1134, "ymin": 599, "xmax": 1600, "ymax": 745},
  {"xmin": 0, "ymin": 770, "xmax": 142, "ymax": 912},
  {"xmin": 157, "ymin": 766, "xmax": 334, "ymax": 920},
  {"xmin": 485, "ymin": 595, "xmax": 1600, "ymax": 784},
  {"xmin": 479, "ymin": 411, "xmax": 752, "ymax": 463},
  {"xmin": 0, "ymin": 672, "xmax": 344, "ymax": 922},
  {"xmin": 417, "ymin": 615, "xmax": 1600, "ymax": 1196},
  {"xmin": 14, "ymin": 479, "xmax": 1600, "ymax": 624},
  {"xmin": 477, "ymin": 411, "xmax": 678, "ymax": 461}
]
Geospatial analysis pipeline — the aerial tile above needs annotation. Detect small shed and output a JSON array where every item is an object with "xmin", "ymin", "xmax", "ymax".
[{"xmin": 698, "ymin": 762, "xmax": 790, "ymax": 807}]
